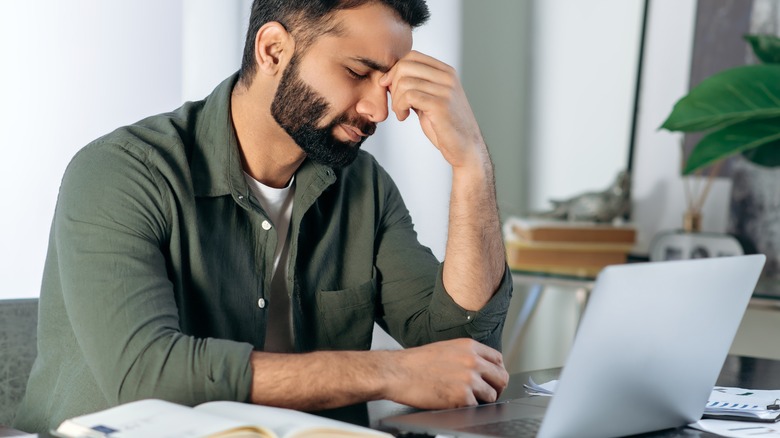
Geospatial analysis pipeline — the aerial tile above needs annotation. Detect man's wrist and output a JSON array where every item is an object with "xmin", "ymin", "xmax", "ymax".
[
  {"xmin": 370, "ymin": 349, "xmax": 397, "ymax": 402},
  {"xmin": 451, "ymin": 143, "xmax": 493, "ymax": 178},
  {"xmin": 451, "ymin": 153, "xmax": 495, "ymax": 199}
]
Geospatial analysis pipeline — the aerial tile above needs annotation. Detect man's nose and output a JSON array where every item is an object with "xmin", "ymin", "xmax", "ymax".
[{"xmin": 356, "ymin": 84, "xmax": 389, "ymax": 123}]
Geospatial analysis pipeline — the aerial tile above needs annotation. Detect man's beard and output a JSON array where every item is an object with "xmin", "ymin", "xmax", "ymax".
[{"xmin": 271, "ymin": 55, "xmax": 376, "ymax": 169}]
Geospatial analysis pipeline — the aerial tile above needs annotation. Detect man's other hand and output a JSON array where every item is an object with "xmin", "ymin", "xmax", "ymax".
[{"xmin": 382, "ymin": 338, "xmax": 509, "ymax": 409}]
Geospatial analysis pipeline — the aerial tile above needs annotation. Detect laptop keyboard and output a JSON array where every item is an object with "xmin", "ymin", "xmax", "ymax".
[{"xmin": 457, "ymin": 417, "xmax": 542, "ymax": 437}]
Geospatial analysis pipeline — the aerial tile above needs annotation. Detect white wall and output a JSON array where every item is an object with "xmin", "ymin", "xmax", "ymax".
[
  {"xmin": 461, "ymin": 0, "xmax": 532, "ymax": 221},
  {"xmin": 631, "ymin": 0, "xmax": 732, "ymax": 253},
  {"xmin": 182, "ymin": 0, "xmax": 252, "ymax": 102},
  {"xmin": 528, "ymin": 0, "xmax": 644, "ymax": 212},
  {"xmin": 525, "ymin": 0, "xmax": 731, "ymax": 253},
  {"xmin": 0, "ymin": 0, "xmax": 186, "ymax": 298}
]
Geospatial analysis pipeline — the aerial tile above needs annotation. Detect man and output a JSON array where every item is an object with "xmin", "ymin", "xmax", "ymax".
[{"xmin": 15, "ymin": 0, "xmax": 512, "ymax": 432}]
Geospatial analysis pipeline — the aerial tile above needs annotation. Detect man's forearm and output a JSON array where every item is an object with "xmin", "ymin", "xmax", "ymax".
[
  {"xmin": 249, "ymin": 350, "xmax": 387, "ymax": 410},
  {"xmin": 248, "ymin": 338, "xmax": 508, "ymax": 411},
  {"xmin": 443, "ymin": 146, "xmax": 506, "ymax": 311}
]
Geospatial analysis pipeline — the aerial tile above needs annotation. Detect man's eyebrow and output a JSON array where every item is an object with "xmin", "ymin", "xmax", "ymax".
[{"xmin": 350, "ymin": 57, "xmax": 391, "ymax": 73}]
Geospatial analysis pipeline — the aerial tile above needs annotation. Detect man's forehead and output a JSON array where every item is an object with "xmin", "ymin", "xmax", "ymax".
[{"xmin": 323, "ymin": 3, "xmax": 414, "ymax": 68}]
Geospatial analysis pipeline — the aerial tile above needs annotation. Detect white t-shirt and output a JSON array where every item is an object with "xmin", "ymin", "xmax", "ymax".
[{"xmin": 243, "ymin": 172, "xmax": 295, "ymax": 352}]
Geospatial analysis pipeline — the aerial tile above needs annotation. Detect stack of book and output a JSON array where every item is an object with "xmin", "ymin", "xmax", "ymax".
[{"xmin": 504, "ymin": 218, "xmax": 637, "ymax": 278}]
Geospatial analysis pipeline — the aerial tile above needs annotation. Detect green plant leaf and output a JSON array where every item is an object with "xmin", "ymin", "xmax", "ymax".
[
  {"xmin": 742, "ymin": 140, "xmax": 780, "ymax": 167},
  {"xmin": 661, "ymin": 64, "xmax": 780, "ymax": 132},
  {"xmin": 745, "ymin": 34, "xmax": 780, "ymax": 64},
  {"xmin": 684, "ymin": 118, "xmax": 780, "ymax": 174}
]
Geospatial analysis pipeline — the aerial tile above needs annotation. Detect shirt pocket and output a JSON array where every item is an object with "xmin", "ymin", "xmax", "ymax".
[{"xmin": 315, "ymin": 276, "xmax": 377, "ymax": 351}]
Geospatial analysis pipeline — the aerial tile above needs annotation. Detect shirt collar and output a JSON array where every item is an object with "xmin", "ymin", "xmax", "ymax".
[
  {"xmin": 191, "ymin": 73, "xmax": 243, "ymax": 198},
  {"xmin": 190, "ymin": 73, "xmax": 337, "ymax": 202}
]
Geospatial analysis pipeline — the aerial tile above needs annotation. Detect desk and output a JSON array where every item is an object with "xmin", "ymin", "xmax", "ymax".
[
  {"xmin": 370, "ymin": 355, "xmax": 780, "ymax": 437},
  {"xmin": 4, "ymin": 356, "xmax": 780, "ymax": 437},
  {"xmin": 502, "ymin": 355, "xmax": 780, "ymax": 437},
  {"xmin": 747, "ymin": 278, "xmax": 780, "ymax": 308}
]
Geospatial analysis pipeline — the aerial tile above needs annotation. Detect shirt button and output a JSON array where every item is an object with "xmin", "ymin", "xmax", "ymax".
[
  {"xmin": 466, "ymin": 315, "xmax": 472, "ymax": 320},
  {"xmin": 261, "ymin": 220, "xmax": 272, "ymax": 230},
  {"xmin": 257, "ymin": 298, "xmax": 266, "ymax": 309}
]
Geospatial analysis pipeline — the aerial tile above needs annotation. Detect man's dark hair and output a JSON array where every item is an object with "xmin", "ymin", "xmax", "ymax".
[{"xmin": 238, "ymin": 0, "xmax": 430, "ymax": 86}]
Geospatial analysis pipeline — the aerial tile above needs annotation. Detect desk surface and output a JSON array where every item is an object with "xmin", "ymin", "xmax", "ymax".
[
  {"xmin": 752, "ymin": 278, "xmax": 780, "ymax": 303},
  {"xmin": 510, "ymin": 355, "xmax": 780, "ymax": 437},
  {"xmin": 370, "ymin": 355, "xmax": 780, "ymax": 437},
  {"xmin": 5, "ymin": 355, "xmax": 780, "ymax": 437}
]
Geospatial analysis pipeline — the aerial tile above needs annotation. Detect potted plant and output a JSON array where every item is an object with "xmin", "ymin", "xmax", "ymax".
[
  {"xmin": 662, "ymin": 34, "xmax": 780, "ymax": 174},
  {"xmin": 661, "ymin": 34, "xmax": 780, "ymax": 278}
]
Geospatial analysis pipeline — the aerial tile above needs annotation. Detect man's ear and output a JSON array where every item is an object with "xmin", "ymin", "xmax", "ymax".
[{"xmin": 254, "ymin": 22, "xmax": 295, "ymax": 76}]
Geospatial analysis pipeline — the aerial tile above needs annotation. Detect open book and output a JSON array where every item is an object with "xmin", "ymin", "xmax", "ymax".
[{"xmin": 54, "ymin": 399, "xmax": 393, "ymax": 438}]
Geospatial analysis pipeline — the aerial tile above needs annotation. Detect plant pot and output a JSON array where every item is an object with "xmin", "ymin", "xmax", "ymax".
[
  {"xmin": 728, "ymin": 156, "xmax": 780, "ymax": 280},
  {"xmin": 648, "ymin": 229, "xmax": 743, "ymax": 262}
]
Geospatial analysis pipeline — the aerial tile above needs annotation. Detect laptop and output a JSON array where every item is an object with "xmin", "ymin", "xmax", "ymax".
[{"xmin": 380, "ymin": 255, "xmax": 766, "ymax": 438}]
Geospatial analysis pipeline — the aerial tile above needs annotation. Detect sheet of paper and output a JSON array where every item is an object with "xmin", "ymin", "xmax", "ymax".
[
  {"xmin": 523, "ymin": 378, "xmax": 558, "ymax": 396},
  {"xmin": 705, "ymin": 387, "xmax": 780, "ymax": 420},
  {"xmin": 692, "ymin": 419, "xmax": 780, "ymax": 437},
  {"xmin": 708, "ymin": 386, "xmax": 780, "ymax": 407}
]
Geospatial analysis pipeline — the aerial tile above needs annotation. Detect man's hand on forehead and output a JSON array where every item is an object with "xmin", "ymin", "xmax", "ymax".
[{"xmin": 379, "ymin": 50, "xmax": 486, "ymax": 169}]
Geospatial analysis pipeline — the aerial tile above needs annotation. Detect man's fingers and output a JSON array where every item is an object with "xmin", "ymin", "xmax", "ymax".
[
  {"xmin": 387, "ymin": 339, "xmax": 509, "ymax": 409},
  {"xmin": 391, "ymin": 76, "xmax": 450, "ymax": 100},
  {"xmin": 471, "ymin": 373, "xmax": 499, "ymax": 403},
  {"xmin": 477, "ymin": 357, "xmax": 510, "ymax": 399},
  {"xmin": 472, "ymin": 340, "xmax": 506, "ymax": 367},
  {"xmin": 380, "ymin": 51, "xmax": 454, "ymax": 91},
  {"xmin": 466, "ymin": 359, "xmax": 505, "ymax": 404},
  {"xmin": 452, "ymin": 340, "xmax": 509, "ymax": 403},
  {"xmin": 463, "ymin": 341, "xmax": 509, "ymax": 401},
  {"xmin": 400, "ymin": 50, "xmax": 456, "ymax": 74},
  {"xmin": 389, "ymin": 88, "xmax": 444, "ymax": 122},
  {"xmin": 383, "ymin": 66, "xmax": 451, "ymax": 121}
]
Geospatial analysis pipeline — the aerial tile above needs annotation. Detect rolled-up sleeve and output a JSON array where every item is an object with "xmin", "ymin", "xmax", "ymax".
[
  {"xmin": 55, "ymin": 142, "xmax": 253, "ymax": 406},
  {"xmin": 373, "ymin": 166, "xmax": 512, "ymax": 351},
  {"xmin": 428, "ymin": 264, "xmax": 513, "ymax": 349}
]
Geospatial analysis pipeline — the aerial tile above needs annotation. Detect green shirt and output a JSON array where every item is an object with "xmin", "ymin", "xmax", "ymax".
[{"xmin": 14, "ymin": 74, "xmax": 512, "ymax": 433}]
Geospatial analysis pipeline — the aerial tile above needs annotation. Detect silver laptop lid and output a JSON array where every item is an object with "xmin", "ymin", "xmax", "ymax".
[{"xmin": 538, "ymin": 254, "xmax": 766, "ymax": 438}]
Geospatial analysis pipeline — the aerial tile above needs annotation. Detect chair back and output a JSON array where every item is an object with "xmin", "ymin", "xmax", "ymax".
[{"xmin": 0, "ymin": 298, "xmax": 38, "ymax": 426}]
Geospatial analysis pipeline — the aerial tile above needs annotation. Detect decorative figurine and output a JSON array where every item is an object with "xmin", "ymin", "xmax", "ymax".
[{"xmin": 531, "ymin": 171, "xmax": 631, "ymax": 223}]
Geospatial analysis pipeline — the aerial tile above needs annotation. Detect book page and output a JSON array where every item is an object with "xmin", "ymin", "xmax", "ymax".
[
  {"xmin": 195, "ymin": 402, "xmax": 392, "ymax": 438},
  {"xmin": 56, "ymin": 399, "xmax": 273, "ymax": 438}
]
